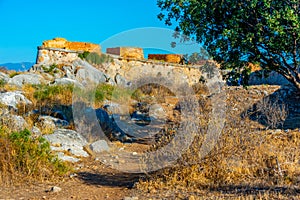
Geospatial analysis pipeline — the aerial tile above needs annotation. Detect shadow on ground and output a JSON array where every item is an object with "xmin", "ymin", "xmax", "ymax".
[
  {"xmin": 242, "ymin": 86, "xmax": 300, "ymax": 130},
  {"xmin": 77, "ymin": 171, "xmax": 144, "ymax": 188}
]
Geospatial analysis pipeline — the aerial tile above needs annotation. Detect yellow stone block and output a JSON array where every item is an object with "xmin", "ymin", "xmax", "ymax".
[
  {"xmin": 106, "ymin": 47, "xmax": 144, "ymax": 60},
  {"xmin": 148, "ymin": 54, "xmax": 182, "ymax": 64}
]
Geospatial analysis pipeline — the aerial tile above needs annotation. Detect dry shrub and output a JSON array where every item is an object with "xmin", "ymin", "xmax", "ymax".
[
  {"xmin": 246, "ymin": 95, "xmax": 288, "ymax": 129},
  {"xmin": 137, "ymin": 86, "xmax": 299, "ymax": 194}
]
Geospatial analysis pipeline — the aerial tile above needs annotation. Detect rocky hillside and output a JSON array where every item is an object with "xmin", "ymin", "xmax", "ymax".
[
  {"xmin": 0, "ymin": 36, "xmax": 299, "ymax": 164},
  {"xmin": 0, "ymin": 38, "xmax": 300, "ymax": 200}
]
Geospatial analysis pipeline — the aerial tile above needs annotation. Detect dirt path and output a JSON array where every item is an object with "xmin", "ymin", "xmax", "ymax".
[
  {"xmin": 0, "ymin": 143, "xmax": 147, "ymax": 200},
  {"xmin": 0, "ymin": 158, "xmax": 142, "ymax": 200}
]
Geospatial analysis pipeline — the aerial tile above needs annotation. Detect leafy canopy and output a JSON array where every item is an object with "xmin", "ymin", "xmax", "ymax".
[{"xmin": 157, "ymin": 0, "xmax": 300, "ymax": 89}]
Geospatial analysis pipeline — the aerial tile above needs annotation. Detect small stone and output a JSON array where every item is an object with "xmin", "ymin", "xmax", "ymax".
[
  {"xmin": 132, "ymin": 152, "xmax": 138, "ymax": 156},
  {"xmin": 188, "ymin": 195, "xmax": 196, "ymax": 200},
  {"xmin": 50, "ymin": 186, "xmax": 62, "ymax": 193},
  {"xmin": 69, "ymin": 173, "xmax": 77, "ymax": 178},
  {"xmin": 118, "ymin": 159, "xmax": 126, "ymax": 164},
  {"xmin": 90, "ymin": 140, "xmax": 110, "ymax": 153},
  {"xmin": 56, "ymin": 152, "xmax": 80, "ymax": 163},
  {"xmin": 124, "ymin": 197, "xmax": 138, "ymax": 200}
]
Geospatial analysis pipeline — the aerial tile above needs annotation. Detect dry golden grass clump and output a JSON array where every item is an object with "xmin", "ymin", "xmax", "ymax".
[{"xmin": 137, "ymin": 85, "xmax": 300, "ymax": 197}]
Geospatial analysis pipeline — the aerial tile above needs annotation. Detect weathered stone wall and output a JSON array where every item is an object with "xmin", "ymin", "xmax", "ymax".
[
  {"xmin": 42, "ymin": 38, "xmax": 101, "ymax": 53},
  {"xmin": 36, "ymin": 48, "xmax": 79, "ymax": 65},
  {"xmin": 102, "ymin": 59, "xmax": 208, "ymax": 86},
  {"xmin": 148, "ymin": 54, "xmax": 183, "ymax": 64},
  {"xmin": 36, "ymin": 38, "xmax": 102, "ymax": 65},
  {"xmin": 106, "ymin": 47, "xmax": 144, "ymax": 60}
]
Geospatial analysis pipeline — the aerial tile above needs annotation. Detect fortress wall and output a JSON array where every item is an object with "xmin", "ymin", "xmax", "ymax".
[
  {"xmin": 148, "ymin": 54, "xmax": 183, "ymax": 64},
  {"xmin": 42, "ymin": 38, "xmax": 101, "ymax": 53},
  {"xmin": 106, "ymin": 47, "xmax": 144, "ymax": 60},
  {"xmin": 36, "ymin": 48, "xmax": 79, "ymax": 65},
  {"xmin": 36, "ymin": 38, "xmax": 102, "ymax": 65}
]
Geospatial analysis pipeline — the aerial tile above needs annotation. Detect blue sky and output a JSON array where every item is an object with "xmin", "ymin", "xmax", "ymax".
[{"xmin": 0, "ymin": 0, "xmax": 174, "ymax": 63}]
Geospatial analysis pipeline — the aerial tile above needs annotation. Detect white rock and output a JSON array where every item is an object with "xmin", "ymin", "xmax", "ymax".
[
  {"xmin": 90, "ymin": 140, "xmax": 110, "ymax": 153},
  {"xmin": 53, "ymin": 77, "xmax": 82, "ymax": 87},
  {"xmin": 8, "ymin": 73, "xmax": 45, "ymax": 87},
  {"xmin": 56, "ymin": 152, "xmax": 80, "ymax": 163},
  {"xmin": 68, "ymin": 147, "xmax": 89, "ymax": 158},
  {"xmin": 124, "ymin": 197, "xmax": 138, "ymax": 200},
  {"xmin": 0, "ymin": 91, "xmax": 32, "ymax": 109},
  {"xmin": 43, "ymin": 129, "xmax": 88, "ymax": 158},
  {"xmin": 31, "ymin": 126, "xmax": 42, "ymax": 136},
  {"xmin": 50, "ymin": 186, "xmax": 62, "ymax": 193},
  {"xmin": 38, "ymin": 115, "xmax": 69, "ymax": 129},
  {"xmin": 73, "ymin": 60, "xmax": 107, "ymax": 85}
]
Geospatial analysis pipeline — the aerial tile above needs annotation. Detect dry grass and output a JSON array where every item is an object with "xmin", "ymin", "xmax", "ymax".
[
  {"xmin": 0, "ymin": 127, "xmax": 71, "ymax": 185},
  {"xmin": 137, "ymin": 85, "xmax": 300, "ymax": 198}
]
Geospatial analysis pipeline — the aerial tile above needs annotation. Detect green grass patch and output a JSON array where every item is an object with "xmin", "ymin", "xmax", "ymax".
[
  {"xmin": 33, "ymin": 84, "xmax": 74, "ymax": 101},
  {"xmin": 78, "ymin": 51, "xmax": 113, "ymax": 65},
  {"xmin": 9, "ymin": 71, "xmax": 21, "ymax": 78}
]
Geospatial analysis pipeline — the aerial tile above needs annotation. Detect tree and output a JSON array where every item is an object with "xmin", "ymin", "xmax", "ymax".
[
  {"xmin": 188, "ymin": 48, "xmax": 211, "ymax": 64},
  {"xmin": 157, "ymin": 0, "xmax": 300, "ymax": 90}
]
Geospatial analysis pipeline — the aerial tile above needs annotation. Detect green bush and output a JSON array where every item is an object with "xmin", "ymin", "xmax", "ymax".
[
  {"xmin": 0, "ymin": 79, "xmax": 5, "ymax": 88},
  {"xmin": 78, "ymin": 51, "xmax": 113, "ymax": 65},
  {"xmin": 42, "ymin": 64, "xmax": 58, "ymax": 73},
  {"xmin": 0, "ymin": 128, "xmax": 70, "ymax": 183}
]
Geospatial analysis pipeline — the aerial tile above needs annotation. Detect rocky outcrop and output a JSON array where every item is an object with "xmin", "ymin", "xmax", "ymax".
[
  {"xmin": 43, "ymin": 129, "xmax": 89, "ymax": 161},
  {"xmin": 0, "ymin": 91, "xmax": 32, "ymax": 110},
  {"xmin": 89, "ymin": 140, "xmax": 110, "ymax": 153},
  {"xmin": 73, "ymin": 60, "xmax": 111, "ymax": 85},
  {"xmin": 8, "ymin": 73, "xmax": 46, "ymax": 87}
]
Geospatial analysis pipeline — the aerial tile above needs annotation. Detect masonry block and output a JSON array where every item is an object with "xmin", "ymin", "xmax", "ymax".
[
  {"xmin": 106, "ymin": 47, "xmax": 144, "ymax": 60},
  {"xmin": 148, "ymin": 54, "xmax": 183, "ymax": 64}
]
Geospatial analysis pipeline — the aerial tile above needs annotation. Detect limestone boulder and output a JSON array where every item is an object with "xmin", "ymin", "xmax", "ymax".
[
  {"xmin": 89, "ymin": 140, "xmax": 110, "ymax": 153},
  {"xmin": 8, "ymin": 73, "xmax": 46, "ymax": 87},
  {"xmin": 38, "ymin": 115, "xmax": 69, "ymax": 129},
  {"xmin": 53, "ymin": 77, "xmax": 82, "ymax": 87},
  {"xmin": 73, "ymin": 60, "xmax": 109, "ymax": 85},
  {"xmin": 43, "ymin": 129, "xmax": 89, "ymax": 158},
  {"xmin": 0, "ymin": 91, "xmax": 32, "ymax": 110}
]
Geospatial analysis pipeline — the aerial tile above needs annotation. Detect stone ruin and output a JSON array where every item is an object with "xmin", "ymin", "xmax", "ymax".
[
  {"xmin": 36, "ymin": 38, "xmax": 101, "ymax": 65},
  {"xmin": 42, "ymin": 38, "xmax": 101, "ymax": 53},
  {"xmin": 148, "ymin": 54, "xmax": 183, "ymax": 64},
  {"xmin": 36, "ymin": 38, "xmax": 186, "ymax": 65},
  {"xmin": 106, "ymin": 47, "xmax": 144, "ymax": 60}
]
